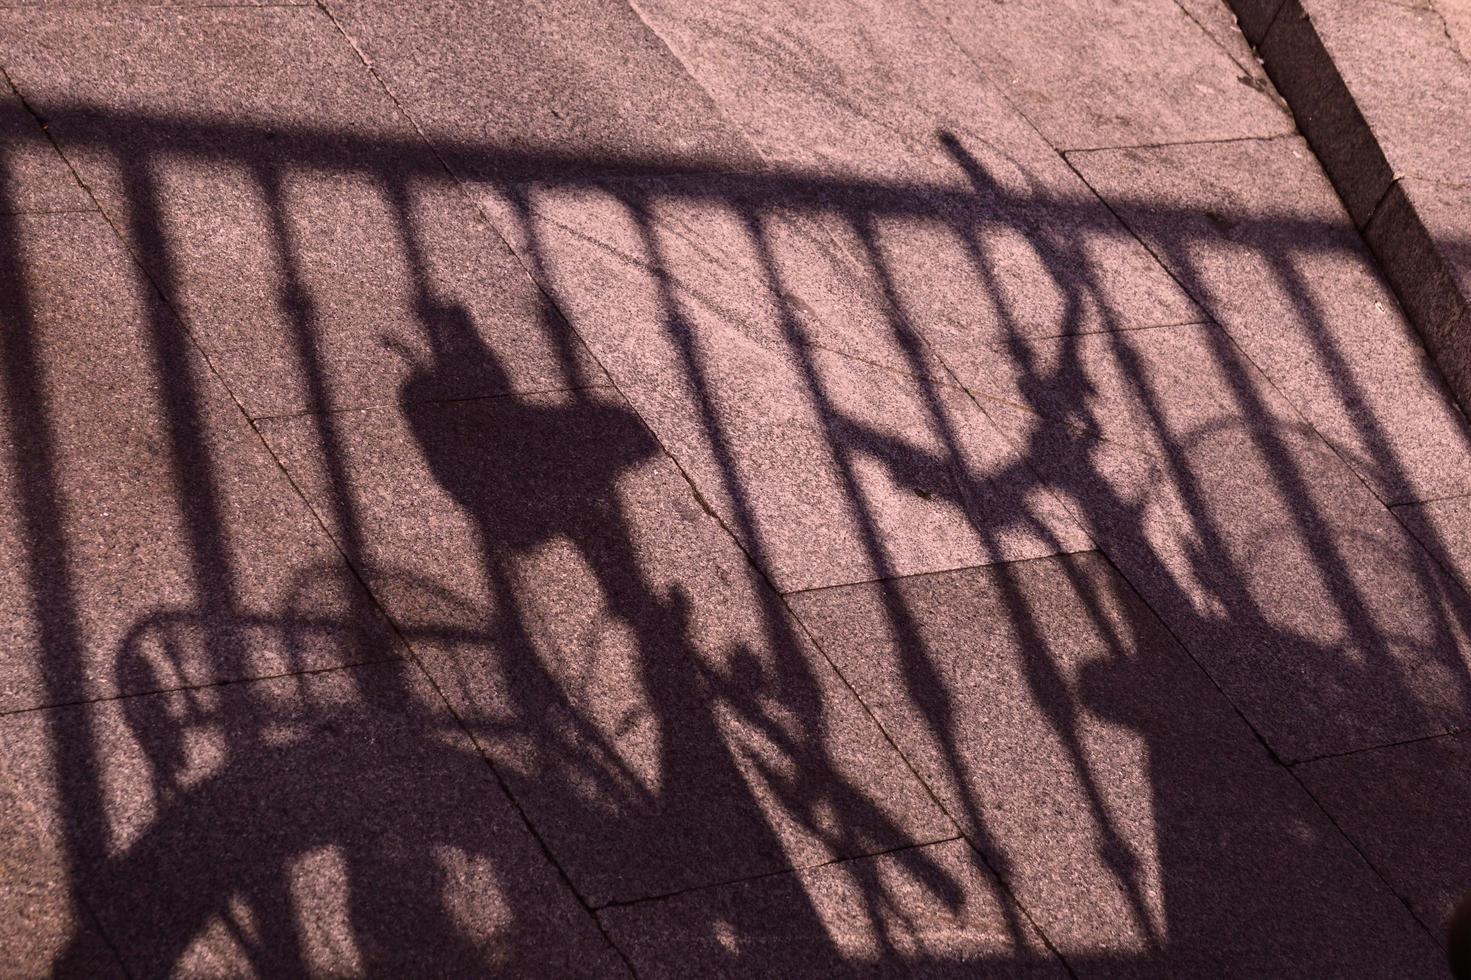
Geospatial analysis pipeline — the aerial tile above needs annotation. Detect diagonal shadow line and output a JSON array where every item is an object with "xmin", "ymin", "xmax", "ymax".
[{"xmin": 1, "ymin": 93, "xmax": 1467, "ymax": 975}]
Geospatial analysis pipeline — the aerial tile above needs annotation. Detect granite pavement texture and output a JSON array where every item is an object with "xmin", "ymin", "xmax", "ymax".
[
  {"xmin": 1232, "ymin": 0, "xmax": 1471, "ymax": 430},
  {"xmin": 0, "ymin": 0, "xmax": 1465, "ymax": 973}
]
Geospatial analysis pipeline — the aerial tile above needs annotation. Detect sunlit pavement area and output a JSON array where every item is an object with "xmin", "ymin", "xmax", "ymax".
[{"xmin": 2, "ymin": 0, "xmax": 1470, "ymax": 975}]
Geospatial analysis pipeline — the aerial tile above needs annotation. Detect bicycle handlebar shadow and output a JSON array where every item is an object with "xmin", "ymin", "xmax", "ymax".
[{"xmin": 0, "ymin": 98, "xmax": 1465, "ymax": 974}]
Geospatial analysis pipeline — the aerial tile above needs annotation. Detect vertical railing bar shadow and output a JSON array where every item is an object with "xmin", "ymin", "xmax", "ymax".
[
  {"xmin": 6, "ymin": 96, "xmax": 1471, "ymax": 971},
  {"xmin": 1159, "ymin": 239, "xmax": 1455, "ymax": 732},
  {"xmin": 1265, "ymin": 246, "xmax": 1471, "ymax": 695},
  {"xmin": 0, "ymin": 143, "xmax": 125, "ymax": 971},
  {"xmin": 252, "ymin": 161, "xmax": 395, "ymax": 694},
  {"xmin": 613, "ymin": 186, "xmax": 989, "ymax": 955},
  {"xmin": 117, "ymin": 150, "xmax": 254, "ymax": 694},
  {"xmin": 900, "ymin": 143, "xmax": 1169, "ymax": 944}
]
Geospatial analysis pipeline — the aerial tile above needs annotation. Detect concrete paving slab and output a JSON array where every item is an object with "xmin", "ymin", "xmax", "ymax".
[
  {"xmin": 0, "ymin": 211, "xmax": 399, "ymax": 711},
  {"xmin": 0, "ymin": 766, "xmax": 124, "ymax": 977},
  {"xmin": 1366, "ymin": 177, "xmax": 1471, "ymax": 425},
  {"xmin": 921, "ymin": 0, "xmax": 1291, "ymax": 150},
  {"xmin": 0, "ymin": 6, "xmax": 600, "ymax": 419},
  {"xmin": 1175, "ymin": 0, "xmax": 1274, "ymax": 86},
  {"xmin": 1, "ymin": 0, "xmax": 1466, "ymax": 968},
  {"xmin": 623, "ymin": 0, "xmax": 1198, "ymax": 338},
  {"xmin": 949, "ymin": 323, "xmax": 1471, "ymax": 761},
  {"xmin": 0, "ymin": 78, "xmax": 89, "ymax": 213},
  {"xmin": 778, "ymin": 174, "xmax": 1200, "ymax": 353},
  {"xmin": 1249, "ymin": 0, "xmax": 1394, "ymax": 225},
  {"xmin": 628, "ymin": 0, "xmax": 1043, "ymax": 178},
  {"xmin": 447, "ymin": 0, "xmax": 1194, "ymax": 394},
  {"xmin": 1440, "ymin": 0, "xmax": 1471, "ymax": 59},
  {"xmin": 0, "ymin": 662, "xmax": 626, "ymax": 976},
  {"xmin": 1395, "ymin": 494, "xmax": 1471, "ymax": 588},
  {"xmin": 1296, "ymin": 732, "xmax": 1471, "ymax": 948},
  {"xmin": 258, "ymin": 388, "xmax": 956, "ymax": 907},
  {"xmin": 1307, "ymin": 0, "xmax": 1471, "ymax": 192},
  {"xmin": 482, "ymin": 172, "xmax": 960, "ymax": 383},
  {"xmin": 1258, "ymin": 0, "xmax": 1471, "ymax": 222},
  {"xmin": 490, "ymin": 179, "xmax": 1093, "ymax": 592},
  {"xmin": 787, "ymin": 552, "xmax": 1448, "ymax": 975},
  {"xmin": 321, "ymin": 0, "xmax": 760, "ymax": 180},
  {"xmin": 599, "ymin": 838, "xmax": 1064, "ymax": 977},
  {"xmin": 1070, "ymin": 137, "xmax": 1471, "ymax": 505}
]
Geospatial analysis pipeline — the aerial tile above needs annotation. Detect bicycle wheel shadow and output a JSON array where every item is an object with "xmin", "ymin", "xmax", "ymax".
[{"xmin": 42, "ymin": 659, "xmax": 621, "ymax": 977}]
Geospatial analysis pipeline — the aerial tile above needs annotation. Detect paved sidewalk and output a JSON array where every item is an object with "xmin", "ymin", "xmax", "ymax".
[
  {"xmin": 0, "ymin": 0, "xmax": 1465, "ymax": 974},
  {"xmin": 1234, "ymin": 0, "xmax": 1471, "ymax": 441}
]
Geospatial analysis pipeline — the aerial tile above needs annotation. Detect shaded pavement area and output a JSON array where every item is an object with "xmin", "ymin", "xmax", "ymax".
[{"xmin": 0, "ymin": 0, "xmax": 1468, "ymax": 975}]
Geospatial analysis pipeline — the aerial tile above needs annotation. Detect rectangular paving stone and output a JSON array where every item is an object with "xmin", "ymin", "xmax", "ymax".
[
  {"xmin": 599, "ymin": 838, "xmax": 1065, "ymax": 977},
  {"xmin": 629, "ymin": 0, "xmax": 1038, "ymax": 178},
  {"xmin": 321, "ymin": 0, "xmax": 760, "ymax": 180},
  {"xmin": 787, "ymin": 552, "xmax": 1447, "ymax": 975},
  {"xmin": 0, "ymin": 211, "xmax": 399, "ymax": 711},
  {"xmin": 772, "ymin": 174, "xmax": 1199, "ymax": 356},
  {"xmin": 1248, "ymin": 0, "xmax": 1394, "ymax": 226},
  {"xmin": 1259, "ymin": 0, "xmax": 1471, "ymax": 223},
  {"xmin": 0, "ymin": 766, "xmax": 124, "ymax": 977},
  {"xmin": 1395, "ymin": 493, "xmax": 1471, "ymax": 590},
  {"xmin": 0, "ymin": 78, "xmax": 89, "ymax": 213},
  {"xmin": 258, "ymin": 387, "xmax": 956, "ymax": 907},
  {"xmin": 922, "ymin": 0, "xmax": 1291, "ymax": 150},
  {"xmin": 1443, "ymin": 0, "xmax": 1471, "ymax": 59},
  {"xmin": 1303, "ymin": 0, "xmax": 1471, "ymax": 191},
  {"xmin": 0, "ymin": 6, "xmax": 598, "ymax": 419},
  {"xmin": 1175, "ymin": 0, "xmax": 1275, "ymax": 87},
  {"xmin": 1295, "ymin": 731, "xmax": 1471, "ymax": 948},
  {"xmin": 1366, "ymin": 177, "xmax": 1471, "ymax": 423},
  {"xmin": 0, "ymin": 662, "xmax": 626, "ymax": 976},
  {"xmin": 494, "ymin": 178, "xmax": 1093, "ymax": 592},
  {"xmin": 1070, "ymin": 137, "xmax": 1471, "ymax": 505},
  {"xmin": 486, "ymin": 173, "xmax": 960, "ymax": 384},
  {"xmin": 624, "ymin": 0, "xmax": 1199, "ymax": 340},
  {"xmin": 949, "ymin": 323, "xmax": 1471, "ymax": 761}
]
